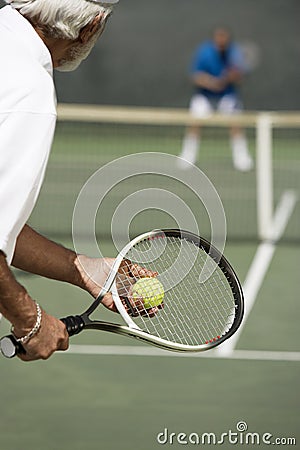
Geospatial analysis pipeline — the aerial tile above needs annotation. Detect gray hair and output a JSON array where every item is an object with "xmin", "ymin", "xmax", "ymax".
[{"xmin": 6, "ymin": 0, "xmax": 113, "ymax": 40}]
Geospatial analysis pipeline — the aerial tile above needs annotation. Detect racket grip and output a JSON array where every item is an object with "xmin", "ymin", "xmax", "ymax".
[
  {"xmin": 60, "ymin": 315, "xmax": 84, "ymax": 336},
  {"xmin": 0, "ymin": 334, "xmax": 26, "ymax": 358}
]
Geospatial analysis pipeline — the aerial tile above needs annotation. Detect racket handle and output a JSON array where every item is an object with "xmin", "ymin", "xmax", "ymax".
[
  {"xmin": 60, "ymin": 315, "xmax": 85, "ymax": 336},
  {"xmin": 0, "ymin": 316, "xmax": 84, "ymax": 358},
  {"xmin": 0, "ymin": 334, "xmax": 25, "ymax": 358}
]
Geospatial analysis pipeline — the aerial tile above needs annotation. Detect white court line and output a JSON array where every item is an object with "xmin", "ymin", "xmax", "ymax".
[
  {"xmin": 217, "ymin": 242, "xmax": 276, "ymax": 356},
  {"xmin": 66, "ymin": 345, "xmax": 300, "ymax": 362},
  {"xmin": 218, "ymin": 189, "xmax": 297, "ymax": 356},
  {"xmin": 271, "ymin": 190, "xmax": 298, "ymax": 241}
]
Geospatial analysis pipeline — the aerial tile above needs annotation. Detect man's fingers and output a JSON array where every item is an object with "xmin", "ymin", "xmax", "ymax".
[
  {"xmin": 118, "ymin": 259, "xmax": 158, "ymax": 279},
  {"xmin": 121, "ymin": 295, "xmax": 145, "ymax": 317},
  {"xmin": 116, "ymin": 259, "xmax": 158, "ymax": 299},
  {"xmin": 115, "ymin": 274, "xmax": 135, "ymax": 297},
  {"xmin": 57, "ymin": 330, "xmax": 69, "ymax": 351},
  {"xmin": 18, "ymin": 353, "xmax": 36, "ymax": 362},
  {"xmin": 130, "ymin": 263, "xmax": 158, "ymax": 278},
  {"xmin": 17, "ymin": 315, "xmax": 69, "ymax": 362},
  {"xmin": 121, "ymin": 294, "xmax": 163, "ymax": 318},
  {"xmin": 18, "ymin": 338, "xmax": 69, "ymax": 361},
  {"xmin": 118, "ymin": 259, "xmax": 132, "ymax": 276}
]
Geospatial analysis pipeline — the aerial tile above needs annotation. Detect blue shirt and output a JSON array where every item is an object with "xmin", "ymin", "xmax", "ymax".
[{"xmin": 190, "ymin": 41, "xmax": 246, "ymax": 98}]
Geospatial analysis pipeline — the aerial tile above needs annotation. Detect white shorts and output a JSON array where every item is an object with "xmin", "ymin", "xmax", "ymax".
[{"xmin": 189, "ymin": 94, "xmax": 243, "ymax": 118}]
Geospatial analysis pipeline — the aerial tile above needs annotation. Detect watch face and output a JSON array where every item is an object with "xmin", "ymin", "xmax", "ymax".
[{"xmin": 0, "ymin": 336, "xmax": 17, "ymax": 358}]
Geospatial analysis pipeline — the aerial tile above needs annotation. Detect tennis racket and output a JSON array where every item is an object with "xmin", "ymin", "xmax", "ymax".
[{"xmin": 0, "ymin": 229, "xmax": 244, "ymax": 357}]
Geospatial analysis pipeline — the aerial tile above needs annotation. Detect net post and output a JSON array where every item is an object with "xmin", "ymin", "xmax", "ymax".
[{"xmin": 256, "ymin": 113, "xmax": 274, "ymax": 241}]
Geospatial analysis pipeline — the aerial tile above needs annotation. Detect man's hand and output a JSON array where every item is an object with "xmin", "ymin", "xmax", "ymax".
[
  {"xmin": 74, "ymin": 255, "xmax": 160, "ymax": 317},
  {"xmin": 13, "ymin": 309, "xmax": 69, "ymax": 361},
  {"xmin": 222, "ymin": 67, "xmax": 243, "ymax": 84},
  {"xmin": 0, "ymin": 250, "xmax": 69, "ymax": 361}
]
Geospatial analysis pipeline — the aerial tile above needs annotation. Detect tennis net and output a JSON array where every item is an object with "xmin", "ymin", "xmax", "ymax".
[{"xmin": 28, "ymin": 104, "xmax": 300, "ymax": 245}]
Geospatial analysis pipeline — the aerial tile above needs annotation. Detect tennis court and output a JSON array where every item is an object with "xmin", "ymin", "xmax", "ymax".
[{"xmin": 0, "ymin": 106, "xmax": 299, "ymax": 449}]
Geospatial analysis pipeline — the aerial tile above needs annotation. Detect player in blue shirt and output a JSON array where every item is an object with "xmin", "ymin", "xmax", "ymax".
[{"xmin": 178, "ymin": 27, "xmax": 253, "ymax": 171}]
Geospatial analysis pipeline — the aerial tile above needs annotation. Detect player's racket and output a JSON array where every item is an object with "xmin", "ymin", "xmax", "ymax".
[{"xmin": 0, "ymin": 229, "xmax": 243, "ymax": 357}]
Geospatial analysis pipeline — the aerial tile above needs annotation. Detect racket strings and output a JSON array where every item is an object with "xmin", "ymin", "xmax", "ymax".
[
  {"xmin": 129, "ymin": 238, "xmax": 233, "ymax": 345},
  {"xmin": 120, "ymin": 236, "xmax": 237, "ymax": 346},
  {"xmin": 126, "ymin": 238, "xmax": 203, "ymax": 344}
]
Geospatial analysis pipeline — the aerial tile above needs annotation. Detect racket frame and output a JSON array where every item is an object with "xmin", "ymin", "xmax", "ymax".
[{"xmin": 68, "ymin": 229, "xmax": 244, "ymax": 352}]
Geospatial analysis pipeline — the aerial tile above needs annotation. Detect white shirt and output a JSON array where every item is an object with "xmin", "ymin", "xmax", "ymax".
[{"xmin": 0, "ymin": 6, "xmax": 57, "ymax": 264}]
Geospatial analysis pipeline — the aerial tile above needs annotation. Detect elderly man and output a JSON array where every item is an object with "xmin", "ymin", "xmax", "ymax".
[{"xmin": 0, "ymin": 0, "xmax": 154, "ymax": 361}]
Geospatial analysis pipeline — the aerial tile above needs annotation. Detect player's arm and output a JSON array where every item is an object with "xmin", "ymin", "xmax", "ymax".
[
  {"xmin": 222, "ymin": 67, "xmax": 243, "ymax": 85},
  {"xmin": 222, "ymin": 44, "xmax": 247, "ymax": 86},
  {"xmin": 190, "ymin": 46, "xmax": 225, "ymax": 92},
  {"xmin": 12, "ymin": 224, "xmax": 121, "ymax": 300},
  {"xmin": 12, "ymin": 224, "xmax": 83, "ymax": 289},
  {"xmin": 0, "ymin": 251, "xmax": 68, "ymax": 361},
  {"xmin": 192, "ymin": 72, "xmax": 225, "ymax": 92},
  {"xmin": 12, "ymin": 224, "xmax": 104, "ymax": 299},
  {"xmin": 12, "ymin": 225, "xmax": 156, "ymax": 312}
]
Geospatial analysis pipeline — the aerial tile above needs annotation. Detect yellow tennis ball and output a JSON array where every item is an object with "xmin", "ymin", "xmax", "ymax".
[{"xmin": 132, "ymin": 277, "xmax": 164, "ymax": 309}]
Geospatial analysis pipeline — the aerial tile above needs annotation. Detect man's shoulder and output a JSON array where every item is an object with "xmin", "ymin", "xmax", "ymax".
[
  {"xmin": 198, "ymin": 41, "xmax": 214, "ymax": 51},
  {"xmin": 0, "ymin": 6, "xmax": 55, "ymax": 115},
  {"xmin": 0, "ymin": 46, "xmax": 56, "ymax": 115},
  {"xmin": 195, "ymin": 41, "xmax": 215, "ymax": 57}
]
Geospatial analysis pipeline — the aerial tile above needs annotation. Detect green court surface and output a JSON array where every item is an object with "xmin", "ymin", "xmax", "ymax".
[{"xmin": 0, "ymin": 242, "xmax": 299, "ymax": 450}]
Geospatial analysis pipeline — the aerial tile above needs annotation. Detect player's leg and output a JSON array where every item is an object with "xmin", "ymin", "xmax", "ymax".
[
  {"xmin": 178, "ymin": 94, "xmax": 212, "ymax": 169},
  {"xmin": 229, "ymin": 126, "xmax": 253, "ymax": 172},
  {"xmin": 218, "ymin": 95, "xmax": 253, "ymax": 172}
]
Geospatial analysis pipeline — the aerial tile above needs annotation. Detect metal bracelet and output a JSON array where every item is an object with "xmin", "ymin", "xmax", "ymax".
[{"xmin": 11, "ymin": 302, "xmax": 42, "ymax": 345}]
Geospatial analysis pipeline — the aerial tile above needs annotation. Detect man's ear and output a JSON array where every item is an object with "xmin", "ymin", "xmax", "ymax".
[{"xmin": 78, "ymin": 14, "xmax": 103, "ymax": 44}]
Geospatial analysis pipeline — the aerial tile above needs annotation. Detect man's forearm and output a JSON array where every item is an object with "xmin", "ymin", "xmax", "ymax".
[
  {"xmin": 0, "ymin": 250, "xmax": 69, "ymax": 360},
  {"xmin": 0, "ymin": 251, "xmax": 36, "ymax": 331},
  {"xmin": 192, "ymin": 72, "xmax": 224, "ymax": 91},
  {"xmin": 12, "ymin": 225, "xmax": 84, "ymax": 289}
]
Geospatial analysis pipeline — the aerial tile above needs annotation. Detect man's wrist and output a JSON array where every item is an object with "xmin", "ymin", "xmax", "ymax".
[
  {"xmin": 73, "ymin": 254, "xmax": 90, "ymax": 291},
  {"xmin": 0, "ymin": 252, "xmax": 38, "ymax": 331},
  {"xmin": 9, "ymin": 292, "xmax": 39, "ymax": 335},
  {"xmin": 12, "ymin": 302, "xmax": 42, "ymax": 344},
  {"xmin": 73, "ymin": 254, "xmax": 103, "ymax": 298}
]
